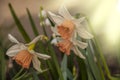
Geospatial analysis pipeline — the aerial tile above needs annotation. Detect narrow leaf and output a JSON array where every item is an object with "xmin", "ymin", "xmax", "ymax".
[
  {"xmin": 77, "ymin": 56, "xmax": 88, "ymax": 80},
  {"xmin": 61, "ymin": 54, "xmax": 67, "ymax": 80},
  {"xmin": 8, "ymin": 3, "xmax": 30, "ymax": 42},
  {"xmin": 26, "ymin": 8, "xmax": 39, "ymax": 36}
]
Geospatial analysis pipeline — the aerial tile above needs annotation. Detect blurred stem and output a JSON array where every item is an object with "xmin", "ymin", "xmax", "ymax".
[
  {"xmin": 12, "ymin": 68, "xmax": 24, "ymax": 80},
  {"xmin": 117, "ymin": 37, "xmax": 120, "ymax": 67},
  {"xmin": 86, "ymin": 18, "xmax": 111, "ymax": 78},
  {"xmin": 39, "ymin": 6, "xmax": 47, "ymax": 36}
]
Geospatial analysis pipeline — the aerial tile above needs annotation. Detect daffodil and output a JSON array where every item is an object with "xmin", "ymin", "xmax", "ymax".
[
  {"xmin": 49, "ymin": 6, "xmax": 93, "ymax": 59},
  {"xmin": 51, "ymin": 36, "xmax": 87, "ymax": 59},
  {"xmin": 6, "ymin": 34, "xmax": 51, "ymax": 72}
]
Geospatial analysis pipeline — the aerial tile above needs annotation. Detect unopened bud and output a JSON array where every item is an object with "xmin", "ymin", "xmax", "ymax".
[
  {"xmin": 45, "ymin": 18, "xmax": 51, "ymax": 26},
  {"xmin": 41, "ymin": 10, "xmax": 47, "ymax": 18}
]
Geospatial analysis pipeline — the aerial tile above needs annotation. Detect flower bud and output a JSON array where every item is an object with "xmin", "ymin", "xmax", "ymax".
[
  {"xmin": 45, "ymin": 18, "xmax": 51, "ymax": 26},
  {"xmin": 41, "ymin": 10, "xmax": 47, "ymax": 18}
]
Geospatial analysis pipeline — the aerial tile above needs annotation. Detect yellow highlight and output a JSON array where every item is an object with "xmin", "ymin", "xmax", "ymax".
[
  {"xmin": 42, "ymin": 35, "xmax": 48, "ymax": 41},
  {"xmin": 28, "ymin": 44, "xmax": 35, "ymax": 50},
  {"xmin": 73, "ymin": 66, "xmax": 76, "ymax": 76}
]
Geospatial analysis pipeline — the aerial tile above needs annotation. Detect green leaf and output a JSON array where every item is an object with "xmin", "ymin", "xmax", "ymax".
[
  {"xmin": 61, "ymin": 54, "xmax": 67, "ymax": 80},
  {"xmin": 68, "ymin": 53, "xmax": 74, "ymax": 73},
  {"xmin": 47, "ymin": 17, "xmax": 55, "ymax": 27},
  {"xmin": 87, "ymin": 67, "xmax": 95, "ymax": 80},
  {"xmin": 86, "ymin": 17, "xmax": 111, "ymax": 79},
  {"xmin": 47, "ymin": 44, "xmax": 64, "ymax": 80},
  {"xmin": 8, "ymin": 3, "xmax": 30, "ymax": 42},
  {"xmin": 37, "ymin": 41, "xmax": 58, "ymax": 80},
  {"xmin": 26, "ymin": 8, "xmax": 39, "ymax": 36},
  {"xmin": 86, "ymin": 42, "xmax": 103, "ymax": 80},
  {"xmin": 77, "ymin": 56, "xmax": 88, "ymax": 80},
  {"xmin": 109, "ymin": 76, "xmax": 120, "ymax": 80},
  {"xmin": 30, "ymin": 68, "xmax": 39, "ymax": 80},
  {"xmin": 89, "ymin": 40, "xmax": 105, "ymax": 80},
  {"xmin": 66, "ymin": 69, "xmax": 74, "ymax": 80}
]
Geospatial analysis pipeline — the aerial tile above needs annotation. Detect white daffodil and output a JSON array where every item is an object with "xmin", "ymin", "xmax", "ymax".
[
  {"xmin": 48, "ymin": 6, "xmax": 93, "ymax": 59},
  {"xmin": 6, "ymin": 34, "xmax": 51, "ymax": 72}
]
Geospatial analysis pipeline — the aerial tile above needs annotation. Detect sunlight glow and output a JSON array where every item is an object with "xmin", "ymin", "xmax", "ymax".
[
  {"xmin": 117, "ymin": 0, "xmax": 120, "ymax": 12},
  {"xmin": 103, "ymin": 0, "xmax": 120, "ymax": 45},
  {"xmin": 90, "ymin": 0, "xmax": 116, "ymax": 29},
  {"xmin": 105, "ymin": 11, "xmax": 120, "ymax": 45}
]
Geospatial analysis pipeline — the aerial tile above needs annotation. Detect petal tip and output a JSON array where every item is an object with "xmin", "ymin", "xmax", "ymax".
[{"xmin": 8, "ymin": 34, "xmax": 19, "ymax": 43}]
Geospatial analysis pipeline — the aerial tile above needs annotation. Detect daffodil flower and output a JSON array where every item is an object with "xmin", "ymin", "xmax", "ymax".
[
  {"xmin": 51, "ymin": 36, "xmax": 87, "ymax": 59},
  {"xmin": 6, "ymin": 34, "xmax": 51, "ymax": 72},
  {"xmin": 48, "ymin": 6, "xmax": 93, "ymax": 59}
]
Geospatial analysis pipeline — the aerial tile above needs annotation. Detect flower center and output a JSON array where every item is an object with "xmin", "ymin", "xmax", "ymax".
[
  {"xmin": 57, "ymin": 20, "xmax": 75, "ymax": 40},
  {"xmin": 13, "ymin": 50, "xmax": 33, "ymax": 69},
  {"xmin": 57, "ymin": 40, "xmax": 73, "ymax": 55}
]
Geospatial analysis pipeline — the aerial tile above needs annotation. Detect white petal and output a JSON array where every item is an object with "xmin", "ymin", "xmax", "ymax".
[
  {"xmin": 48, "ymin": 11, "xmax": 64, "ymax": 25},
  {"xmin": 71, "ymin": 30, "xmax": 77, "ymax": 41},
  {"xmin": 45, "ymin": 18, "xmax": 51, "ymax": 26},
  {"xmin": 41, "ymin": 10, "xmax": 47, "ymax": 18},
  {"xmin": 8, "ymin": 34, "xmax": 19, "ymax": 43},
  {"xmin": 51, "ymin": 38, "xmax": 58, "ymax": 45},
  {"xmin": 75, "ymin": 24, "xmax": 93, "ymax": 39},
  {"xmin": 72, "ymin": 46, "xmax": 85, "ymax": 59},
  {"xmin": 38, "ymin": 10, "xmax": 47, "ymax": 18},
  {"xmin": 32, "ymin": 55, "xmax": 42, "ymax": 72},
  {"xmin": 58, "ymin": 5, "xmax": 73, "ymax": 19},
  {"xmin": 27, "ymin": 35, "xmax": 42, "ymax": 45},
  {"xmin": 6, "ymin": 43, "xmax": 27, "ymax": 57},
  {"xmin": 51, "ymin": 26, "xmax": 60, "ymax": 35},
  {"xmin": 76, "ymin": 41, "xmax": 88, "ymax": 49},
  {"xmin": 34, "ymin": 52, "xmax": 51, "ymax": 60}
]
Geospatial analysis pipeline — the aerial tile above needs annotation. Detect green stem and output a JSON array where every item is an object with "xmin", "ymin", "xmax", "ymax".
[
  {"xmin": 39, "ymin": 6, "xmax": 47, "ymax": 36},
  {"xmin": 12, "ymin": 68, "xmax": 24, "ymax": 80},
  {"xmin": 15, "ymin": 71, "xmax": 27, "ymax": 80},
  {"xmin": 48, "ymin": 44, "xmax": 64, "ymax": 80}
]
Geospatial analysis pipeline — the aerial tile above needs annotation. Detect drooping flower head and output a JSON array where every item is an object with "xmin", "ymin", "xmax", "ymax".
[
  {"xmin": 6, "ymin": 34, "xmax": 51, "ymax": 72},
  {"xmin": 49, "ymin": 6, "xmax": 93, "ymax": 59}
]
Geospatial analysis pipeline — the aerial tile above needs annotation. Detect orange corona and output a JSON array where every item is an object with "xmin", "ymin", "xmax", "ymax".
[
  {"xmin": 57, "ymin": 40, "xmax": 73, "ymax": 55},
  {"xmin": 13, "ymin": 50, "xmax": 33, "ymax": 69},
  {"xmin": 57, "ymin": 20, "xmax": 75, "ymax": 40}
]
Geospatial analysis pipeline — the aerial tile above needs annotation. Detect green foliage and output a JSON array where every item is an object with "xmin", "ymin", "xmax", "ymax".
[
  {"xmin": 26, "ymin": 8, "xmax": 39, "ymax": 36},
  {"xmin": 9, "ymin": 3, "xmax": 31, "ymax": 42}
]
